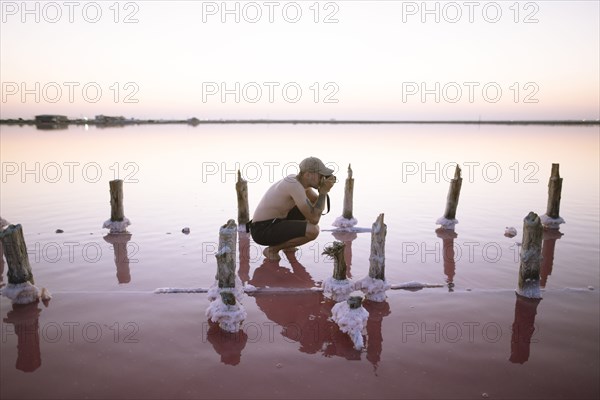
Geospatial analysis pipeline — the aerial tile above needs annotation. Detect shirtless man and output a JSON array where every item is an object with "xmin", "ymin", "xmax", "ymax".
[{"xmin": 248, "ymin": 157, "xmax": 336, "ymax": 261}]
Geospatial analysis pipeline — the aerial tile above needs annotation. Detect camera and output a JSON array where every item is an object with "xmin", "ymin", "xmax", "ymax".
[{"xmin": 324, "ymin": 175, "xmax": 337, "ymax": 183}]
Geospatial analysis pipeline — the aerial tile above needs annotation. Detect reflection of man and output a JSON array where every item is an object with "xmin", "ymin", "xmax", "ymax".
[{"xmin": 248, "ymin": 157, "xmax": 336, "ymax": 261}]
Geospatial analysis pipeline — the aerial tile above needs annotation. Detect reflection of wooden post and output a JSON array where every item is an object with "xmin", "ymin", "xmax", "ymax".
[
  {"xmin": 205, "ymin": 321, "xmax": 248, "ymax": 366},
  {"xmin": 109, "ymin": 180, "xmax": 125, "ymax": 221},
  {"xmin": 343, "ymin": 164, "xmax": 354, "ymax": 219},
  {"xmin": 235, "ymin": 171, "xmax": 249, "ymax": 227},
  {"xmin": 437, "ymin": 165, "xmax": 462, "ymax": 230},
  {"xmin": 436, "ymin": 228, "xmax": 458, "ymax": 291},
  {"xmin": 216, "ymin": 220, "xmax": 237, "ymax": 289},
  {"xmin": 103, "ymin": 233, "xmax": 132, "ymax": 284},
  {"xmin": 0, "ymin": 224, "xmax": 34, "ymax": 285},
  {"xmin": 541, "ymin": 164, "xmax": 565, "ymax": 228},
  {"xmin": 369, "ymin": 214, "xmax": 386, "ymax": 280},
  {"xmin": 364, "ymin": 301, "xmax": 391, "ymax": 371},
  {"xmin": 3, "ymin": 303, "xmax": 42, "ymax": 372},
  {"xmin": 238, "ymin": 232, "xmax": 251, "ymax": 283},
  {"xmin": 510, "ymin": 293, "xmax": 541, "ymax": 364},
  {"xmin": 541, "ymin": 229, "xmax": 563, "ymax": 288},
  {"xmin": 517, "ymin": 212, "xmax": 543, "ymax": 298},
  {"xmin": 323, "ymin": 241, "xmax": 347, "ymax": 280}
]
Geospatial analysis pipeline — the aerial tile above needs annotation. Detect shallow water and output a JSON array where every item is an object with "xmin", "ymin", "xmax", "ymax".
[{"xmin": 1, "ymin": 123, "xmax": 599, "ymax": 399}]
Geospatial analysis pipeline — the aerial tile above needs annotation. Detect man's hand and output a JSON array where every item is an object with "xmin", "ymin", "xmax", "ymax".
[{"xmin": 318, "ymin": 176, "xmax": 336, "ymax": 195}]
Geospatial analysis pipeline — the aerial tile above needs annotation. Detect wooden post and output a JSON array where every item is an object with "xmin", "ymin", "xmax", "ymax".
[
  {"xmin": 103, "ymin": 180, "xmax": 130, "ymax": 233},
  {"xmin": 323, "ymin": 241, "xmax": 347, "ymax": 280},
  {"xmin": 442, "ymin": 164, "xmax": 462, "ymax": 223},
  {"xmin": 216, "ymin": 219, "xmax": 237, "ymax": 289},
  {"xmin": 546, "ymin": 164, "xmax": 562, "ymax": 219},
  {"xmin": 343, "ymin": 164, "xmax": 354, "ymax": 220},
  {"xmin": 332, "ymin": 231, "xmax": 357, "ymax": 278},
  {"xmin": 109, "ymin": 179, "xmax": 125, "ymax": 221},
  {"xmin": 541, "ymin": 164, "xmax": 565, "ymax": 229},
  {"xmin": 0, "ymin": 225, "xmax": 34, "ymax": 285},
  {"xmin": 517, "ymin": 212, "xmax": 543, "ymax": 298},
  {"xmin": 347, "ymin": 296, "xmax": 363, "ymax": 309},
  {"xmin": 369, "ymin": 214, "xmax": 386, "ymax": 280},
  {"xmin": 235, "ymin": 171, "xmax": 249, "ymax": 227}
]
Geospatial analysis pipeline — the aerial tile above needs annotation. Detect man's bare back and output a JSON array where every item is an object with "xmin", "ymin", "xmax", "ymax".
[{"xmin": 252, "ymin": 175, "xmax": 316, "ymax": 222}]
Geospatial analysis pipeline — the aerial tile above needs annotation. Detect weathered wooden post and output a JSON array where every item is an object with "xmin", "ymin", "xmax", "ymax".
[
  {"xmin": 540, "ymin": 229, "xmax": 563, "ymax": 288},
  {"xmin": 436, "ymin": 164, "xmax": 462, "ymax": 230},
  {"xmin": 509, "ymin": 293, "xmax": 542, "ymax": 364},
  {"xmin": 103, "ymin": 233, "xmax": 133, "ymax": 284},
  {"xmin": 206, "ymin": 219, "xmax": 246, "ymax": 333},
  {"xmin": 332, "ymin": 231, "xmax": 357, "ymax": 278},
  {"xmin": 322, "ymin": 241, "xmax": 353, "ymax": 301},
  {"xmin": 369, "ymin": 213, "xmax": 386, "ymax": 281},
  {"xmin": 333, "ymin": 164, "xmax": 358, "ymax": 229},
  {"xmin": 540, "ymin": 164, "xmax": 565, "ymax": 229},
  {"xmin": 343, "ymin": 164, "xmax": 355, "ymax": 220},
  {"xmin": 325, "ymin": 241, "xmax": 347, "ymax": 280},
  {"xmin": 235, "ymin": 170, "xmax": 249, "ymax": 230},
  {"xmin": 0, "ymin": 224, "xmax": 39, "ymax": 304},
  {"xmin": 102, "ymin": 179, "xmax": 131, "ymax": 233},
  {"xmin": 216, "ymin": 219, "xmax": 237, "ymax": 289},
  {"xmin": 356, "ymin": 213, "xmax": 390, "ymax": 302},
  {"xmin": 517, "ymin": 212, "xmax": 543, "ymax": 298}
]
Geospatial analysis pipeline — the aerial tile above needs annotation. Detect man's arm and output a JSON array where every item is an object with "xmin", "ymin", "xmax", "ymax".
[{"xmin": 290, "ymin": 177, "xmax": 334, "ymax": 225}]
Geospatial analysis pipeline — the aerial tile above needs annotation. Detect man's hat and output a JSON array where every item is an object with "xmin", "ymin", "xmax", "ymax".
[{"xmin": 299, "ymin": 157, "xmax": 334, "ymax": 176}]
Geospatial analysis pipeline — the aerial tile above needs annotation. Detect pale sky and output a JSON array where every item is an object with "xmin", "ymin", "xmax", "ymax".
[{"xmin": 1, "ymin": 0, "xmax": 598, "ymax": 120}]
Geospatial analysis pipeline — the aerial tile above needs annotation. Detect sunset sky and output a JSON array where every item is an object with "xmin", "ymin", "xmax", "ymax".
[{"xmin": 1, "ymin": 0, "xmax": 598, "ymax": 120}]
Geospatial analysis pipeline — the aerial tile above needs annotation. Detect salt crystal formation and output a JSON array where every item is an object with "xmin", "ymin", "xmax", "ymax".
[
  {"xmin": 322, "ymin": 277, "xmax": 354, "ymax": 302},
  {"xmin": 331, "ymin": 298, "xmax": 369, "ymax": 350},
  {"xmin": 354, "ymin": 276, "xmax": 391, "ymax": 302},
  {"xmin": 102, "ymin": 218, "xmax": 131, "ymax": 233},
  {"xmin": 205, "ymin": 293, "xmax": 247, "ymax": 333},
  {"xmin": 1, "ymin": 282, "xmax": 52, "ymax": 305}
]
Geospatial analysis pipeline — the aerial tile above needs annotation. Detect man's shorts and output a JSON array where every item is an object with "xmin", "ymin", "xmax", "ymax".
[{"xmin": 249, "ymin": 206, "xmax": 307, "ymax": 246}]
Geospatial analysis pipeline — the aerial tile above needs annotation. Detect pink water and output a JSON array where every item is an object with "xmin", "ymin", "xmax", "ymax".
[{"xmin": 1, "ymin": 124, "xmax": 599, "ymax": 399}]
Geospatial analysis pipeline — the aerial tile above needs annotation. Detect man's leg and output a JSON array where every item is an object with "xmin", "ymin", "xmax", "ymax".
[{"xmin": 263, "ymin": 223, "xmax": 319, "ymax": 261}]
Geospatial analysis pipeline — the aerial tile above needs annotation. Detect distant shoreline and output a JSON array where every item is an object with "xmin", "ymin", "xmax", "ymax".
[{"xmin": 1, "ymin": 117, "xmax": 598, "ymax": 127}]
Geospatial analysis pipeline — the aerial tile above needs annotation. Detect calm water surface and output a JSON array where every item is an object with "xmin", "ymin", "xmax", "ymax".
[
  {"xmin": 1, "ymin": 123, "xmax": 598, "ymax": 291},
  {"xmin": 1, "ymin": 124, "xmax": 598, "ymax": 399}
]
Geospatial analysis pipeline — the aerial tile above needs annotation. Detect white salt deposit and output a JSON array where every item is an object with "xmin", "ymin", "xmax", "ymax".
[
  {"xmin": 516, "ymin": 279, "xmax": 542, "ymax": 299},
  {"xmin": 40, "ymin": 287, "xmax": 52, "ymax": 301},
  {"xmin": 331, "ymin": 301, "xmax": 369, "ymax": 350},
  {"xmin": 332, "ymin": 216, "xmax": 358, "ymax": 229},
  {"xmin": 154, "ymin": 287, "xmax": 208, "ymax": 294},
  {"xmin": 102, "ymin": 218, "xmax": 131, "ymax": 233},
  {"xmin": 390, "ymin": 281, "xmax": 444, "ymax": 290},
  {"xmin": 436, "ymin": 217, "xmax": 458, "ymax": 230},
  {"xmin": 243, "ymin": 283, "xmax": 257, "ymax": 293},
  {"xmin": 322, "ymin": 277, "xmax": 354, "ymax": 302},
  {"xmin": 0, "ymin": 217, "xmax": 9, "ymax": 229},
  {"xmin": 354, "ymin": 276, "xmax": 391, "ymax": 302},
  {"xmin": 540, "ymin": 214, "xmax": 565, "ymax": 229},
  {"xmin": 1, "ymin": 282, "xmax": 40, "ymax": 304},
  {"xmin": 205, "ymin": 295, "xmax": 247, "ymax": 333},
  {"xmin": 207, "ymin": 277, "xmax": 245, "ymax": 302}
]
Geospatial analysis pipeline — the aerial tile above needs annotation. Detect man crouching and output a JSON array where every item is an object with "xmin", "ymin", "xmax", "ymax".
[{"xmin": 248, "ymin": 157, "xmax": 336, "ymax": 261}]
